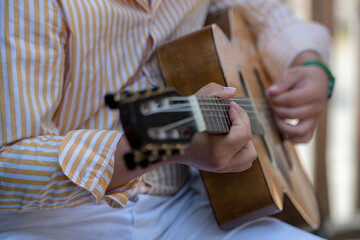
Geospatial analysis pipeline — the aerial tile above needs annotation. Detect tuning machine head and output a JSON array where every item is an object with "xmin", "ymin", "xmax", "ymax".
[
  {"xmin": 119, "ymin": 87, "xmax": 164, "ymax": 104},
  {"xmin": 123, "ymin": 150, "xmax": 151, "ymax": 170},
  {"xmin": 104, "ymin": 93, "xmax": 120, "ymax": 109},
  {"xmin": 104, "ymin": 91, "xmax": 133, "ymax": 109},
  {"xmin": 123, "ymin": 143, "xmax": 185, "ymax": 170},
  {"xmin": 171, "ymin": 144, "xmax": 183, "ymax": 156},
  {"xmin": 138, "ymin": 87, "xmax": 162, "ymax": 98},
  {"xmin": 120, "ymin": 90, "xmax": 132, "ymax": 98}
]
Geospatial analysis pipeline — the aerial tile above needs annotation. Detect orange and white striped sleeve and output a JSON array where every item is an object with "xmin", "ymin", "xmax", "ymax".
[
  {"xmin": 209, "ymin": 0, "xmax": 332, "ymax": 80},
  {"xmin": 0, "ymin": 0, "xmax": 138, "ymax": 211}
]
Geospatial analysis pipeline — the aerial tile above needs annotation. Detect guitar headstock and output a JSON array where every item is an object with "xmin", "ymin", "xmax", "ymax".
[{"xmin": 105, "ymin": 88, "xmax": 200, "ymax": 169}]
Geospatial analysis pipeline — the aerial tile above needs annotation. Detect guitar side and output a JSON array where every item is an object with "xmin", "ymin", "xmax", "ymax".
[{"xmin": 156, "ymin": 9, "xmax": 320, "ymax": 230}]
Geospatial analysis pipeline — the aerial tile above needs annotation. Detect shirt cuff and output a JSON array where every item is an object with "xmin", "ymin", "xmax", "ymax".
[
  {"xmin": 59, "ymin": 129, "xmax": 126, "ymax": 205},
  {"xmin": 260, "ymin": 22, "xmax": 332, "ymax": 81}
]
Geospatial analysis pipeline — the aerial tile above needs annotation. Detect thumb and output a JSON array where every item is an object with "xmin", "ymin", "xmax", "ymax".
[
  {"xmin": 218, "ymin": 86, "xmax": 238, "ymax": 100},
  {"xmin": 195, "ymin": 83, "xmax": 237, "ymax": 100}
]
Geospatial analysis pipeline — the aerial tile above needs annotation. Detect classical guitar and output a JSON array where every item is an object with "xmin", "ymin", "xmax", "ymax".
[{"xmin": 105, "ymin": 9, "xmax": 320, "ymax": 230}]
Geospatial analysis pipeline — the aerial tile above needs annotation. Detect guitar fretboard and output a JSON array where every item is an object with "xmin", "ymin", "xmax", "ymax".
[{"xmin": 196, "ymin": 96, "xmax": 264, "ymax": 135}]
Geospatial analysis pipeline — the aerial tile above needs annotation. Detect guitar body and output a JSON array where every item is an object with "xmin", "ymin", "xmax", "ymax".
[{"xmin": 156, "ymin": 9, "xmax": 320, "ymax": 230}]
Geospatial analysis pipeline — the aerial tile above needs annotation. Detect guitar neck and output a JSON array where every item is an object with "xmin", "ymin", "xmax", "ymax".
[{"xmin": 196, "ymin": 96, "xmax": 263, "ymax": 135}]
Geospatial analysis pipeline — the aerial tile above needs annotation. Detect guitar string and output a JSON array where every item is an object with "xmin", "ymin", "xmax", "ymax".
[
  {"xmin": 145, "ymin": 97, "xmax": 275, "ymax": 130},
  {"xmin": 196, "ymin": 103, "xmax": 274, "ymax": 117},
  {"xmin": 150, "ymin": 101, "xmax": 274, "ymax": 119},
  {"xmin": 195, "ymin": 98, "xmax": 274, "ymax": 118},
  {"xmin": 170, "ymin": 96, "xmax": 267, "ymax": 102},
  {"xmin": 149, "ymin": 104, "xmax": 270, "ymax": 119},
  {"xmin": 170, "ymin": 96, "xmax": 268, "ymax": 105},
  {"xmin": 145, "ymin": 103, "xmax": 271, "ymax": 134},
  {"xmin": 167, "ymin": 96, "xmax": 272, "ymax": 112},
  {"xmin": 197, "ymin": 99, "xmax": 269, "ymax": 107},
  {"xmin": 194, "ymin": 97, "xmax": 273, "ymax": 133},
  {"xmin": 170, "ymin": 97, "xmax": 271, "ymax": 110},
  {"xmin": 154, "ymin": 96, "xmax": 268, "ymax": 108},
  {"xmin": 156, "ymin": 117, "xmax": 196, "ymax": 132}
]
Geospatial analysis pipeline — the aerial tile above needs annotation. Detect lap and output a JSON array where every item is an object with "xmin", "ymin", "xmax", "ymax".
[
  {"xmin": 0, "ymin": 171, "xmax": 323, "ymax": 240},
  {"xmin": 133, "ymin": 178, "xmax": 323, "ymax": 240}
]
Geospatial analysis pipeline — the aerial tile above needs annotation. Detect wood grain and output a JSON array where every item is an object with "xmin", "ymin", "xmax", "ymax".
[{"xmin": 156, "ymin": 8, "xmax": 320, "ymax": 230}]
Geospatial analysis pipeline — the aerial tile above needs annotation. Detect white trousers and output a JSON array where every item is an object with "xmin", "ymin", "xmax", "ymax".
[{"xmin": 0, "ymin": 170, "xmax": 324, "ymax": 240}]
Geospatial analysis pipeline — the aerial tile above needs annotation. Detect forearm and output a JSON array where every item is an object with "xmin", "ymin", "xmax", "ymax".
[
  {"xmin": 0, "ymin": 135, "xmax": 93, "ymax": 211},
  {"xmin": 290, "ymin": 50, "xmax": 323, "ymax": 67},
  {"xmin": 0, "ymin": 129, "xmax": 127, "ymax": 211}
]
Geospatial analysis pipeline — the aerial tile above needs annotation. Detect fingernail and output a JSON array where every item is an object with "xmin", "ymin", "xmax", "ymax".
[
  {"xmin": 265, "ymin": 85, "xmax": 278, "ymax": 97},
  {"xmin": 224, "ymin": 87, "xmax": 236, "ymax": 92},
  {"xmin": 269, "ymin": 85, "xmax": 278, "ymax": 91},
  {"xmin": 264, "ymin": 90, "xmax": 278, "ymax": 97}
]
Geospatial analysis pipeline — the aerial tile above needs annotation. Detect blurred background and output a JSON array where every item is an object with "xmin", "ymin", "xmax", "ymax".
[{"xmin": 286, "ymin": 0, "xmax": 360, "ymax": 239}]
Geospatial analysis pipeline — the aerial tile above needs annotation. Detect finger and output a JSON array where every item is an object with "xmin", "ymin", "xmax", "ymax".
[
  {"xmin": 204, "ymin": 102, "xmax": 250, "ymax": 148},
  {"xmin": 275, "ymin": 117, "xmax": 316, "ymax": 143},
  {"xmin": 290, "ymin": 132, "xmax": 315, "ymax": 144},
  {"xmin": 269, "ymin": 86, "xmax": 313, "ymax": 107},
  {"xmin": 265, "ymin": 68, "xmax": 302, "ymax": 96},
  {"xmin": 226, "ymin": 103, "xmax": 252, "ymax": 151},
  {"xmin": 271, "ymin": 104, "xmax": 322, "ymax": 120},
  {"xmin": 195, "ymin": 82, "xmax": 237, "ymax": 100},
  {"xmin": 224, "ymin": 141, "xmax": 257, "ymax": 172},
  {"xmin": 229, "ymin": 101, "xmax": 250, "ymax": 128},
  {"xmin": 269, "ymin": 66, "xmax": 328, "ymax": 107},
  {"xmin": 227, "ymin": 162, "xmax": 253, "ymax": 173}
]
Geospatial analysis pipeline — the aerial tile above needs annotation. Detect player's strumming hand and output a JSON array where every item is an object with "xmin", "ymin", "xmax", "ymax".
[{"xmin": 266, "ymin": 51, "xmax": 329, "ymax": 143}]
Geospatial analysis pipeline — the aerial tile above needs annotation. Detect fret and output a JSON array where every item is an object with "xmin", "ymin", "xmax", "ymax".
[
  {"xmin": 213, "ymin": 97, "xmax": 226, "ymax": 133},
  {"xmin": 200, "ymin": 98, "xmax": 216, "ymax": 133},
  {"xmin": 217, "ymin": 97, "xmax": 230, "ymax": 132},
  {"xmin": 219, "ymin": 98, "xmax": 231, "ymax": 132},
  {"xmin": 204, "ymin": 98, "xmax": 219, "ymax": 133},
  {"xmin": 196, "ymin": 96, "xmax": 264, "ymax": 135},
  {"xmin": 207, "ymin": 98, "xmax": 217, "ymax": 132},
  {"xmin": 198, "ymin": 97, "xmax": 225, "ymax": 133},
  {"xmin": 223, "ymin": 99, "xmax": 231, "ymax": 132}
]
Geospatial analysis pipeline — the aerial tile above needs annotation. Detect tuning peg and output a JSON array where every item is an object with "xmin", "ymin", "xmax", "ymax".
[
  {"xmin": 119, "ymin": 90, "xmax": 133, "ymax": 100},
  {"xmin": 171, "ymin": 144, "xmax": 183, "ymax": 156},
  {"xmin": 139, "ymin": 159, "xmax": 149, "ymax": 168},
  {"xmin": 124, "ymin": 152, "xmax": 137, "ymax": 170},
  {"xmin": 139, "ymin": 89, "xmax": 148, "ymax": 95},
  {"xmin": 142, "ymin": 144, "xmax": 154, "ymax": 157},
  {"xmin": 104, "ymin": 93, "xmax": 119, "ymax": 109},
  {"xmin": 158, "ymin": 144, "xmax": 169, "ymax": 158},
  {"xmin": 151, "ymin": 87, "xmax": 159, "ymax": 92},
  {"xmin": 139, "ymin": 89, "xmax": 157, "ymax": 99},
  {"xmin": 150, "ymin": 156, "xmax": 161, "ymax": 164}
]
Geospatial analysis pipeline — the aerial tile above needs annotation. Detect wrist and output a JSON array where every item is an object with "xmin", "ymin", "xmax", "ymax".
[
  {"xmin": 290, "ymin": 50, "xmax": 334, "ymax": 99},
  {"xmin": 290, "ymin": 50, "xmax": 322, "ymax": 67},
  {"xmin": 301, "ymin": 60, "xmax": 335, "ymax": 99}
]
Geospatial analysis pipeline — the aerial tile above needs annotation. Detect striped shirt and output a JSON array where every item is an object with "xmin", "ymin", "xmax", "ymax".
[{"xmin": 0, "ymin": 0, "xmax": 331, "ymax": 211}]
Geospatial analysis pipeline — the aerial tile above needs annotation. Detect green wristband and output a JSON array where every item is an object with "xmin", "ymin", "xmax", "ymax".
[{"xmin": 302, "ymin": 60, "xmax": 335, "ymax": 99}]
